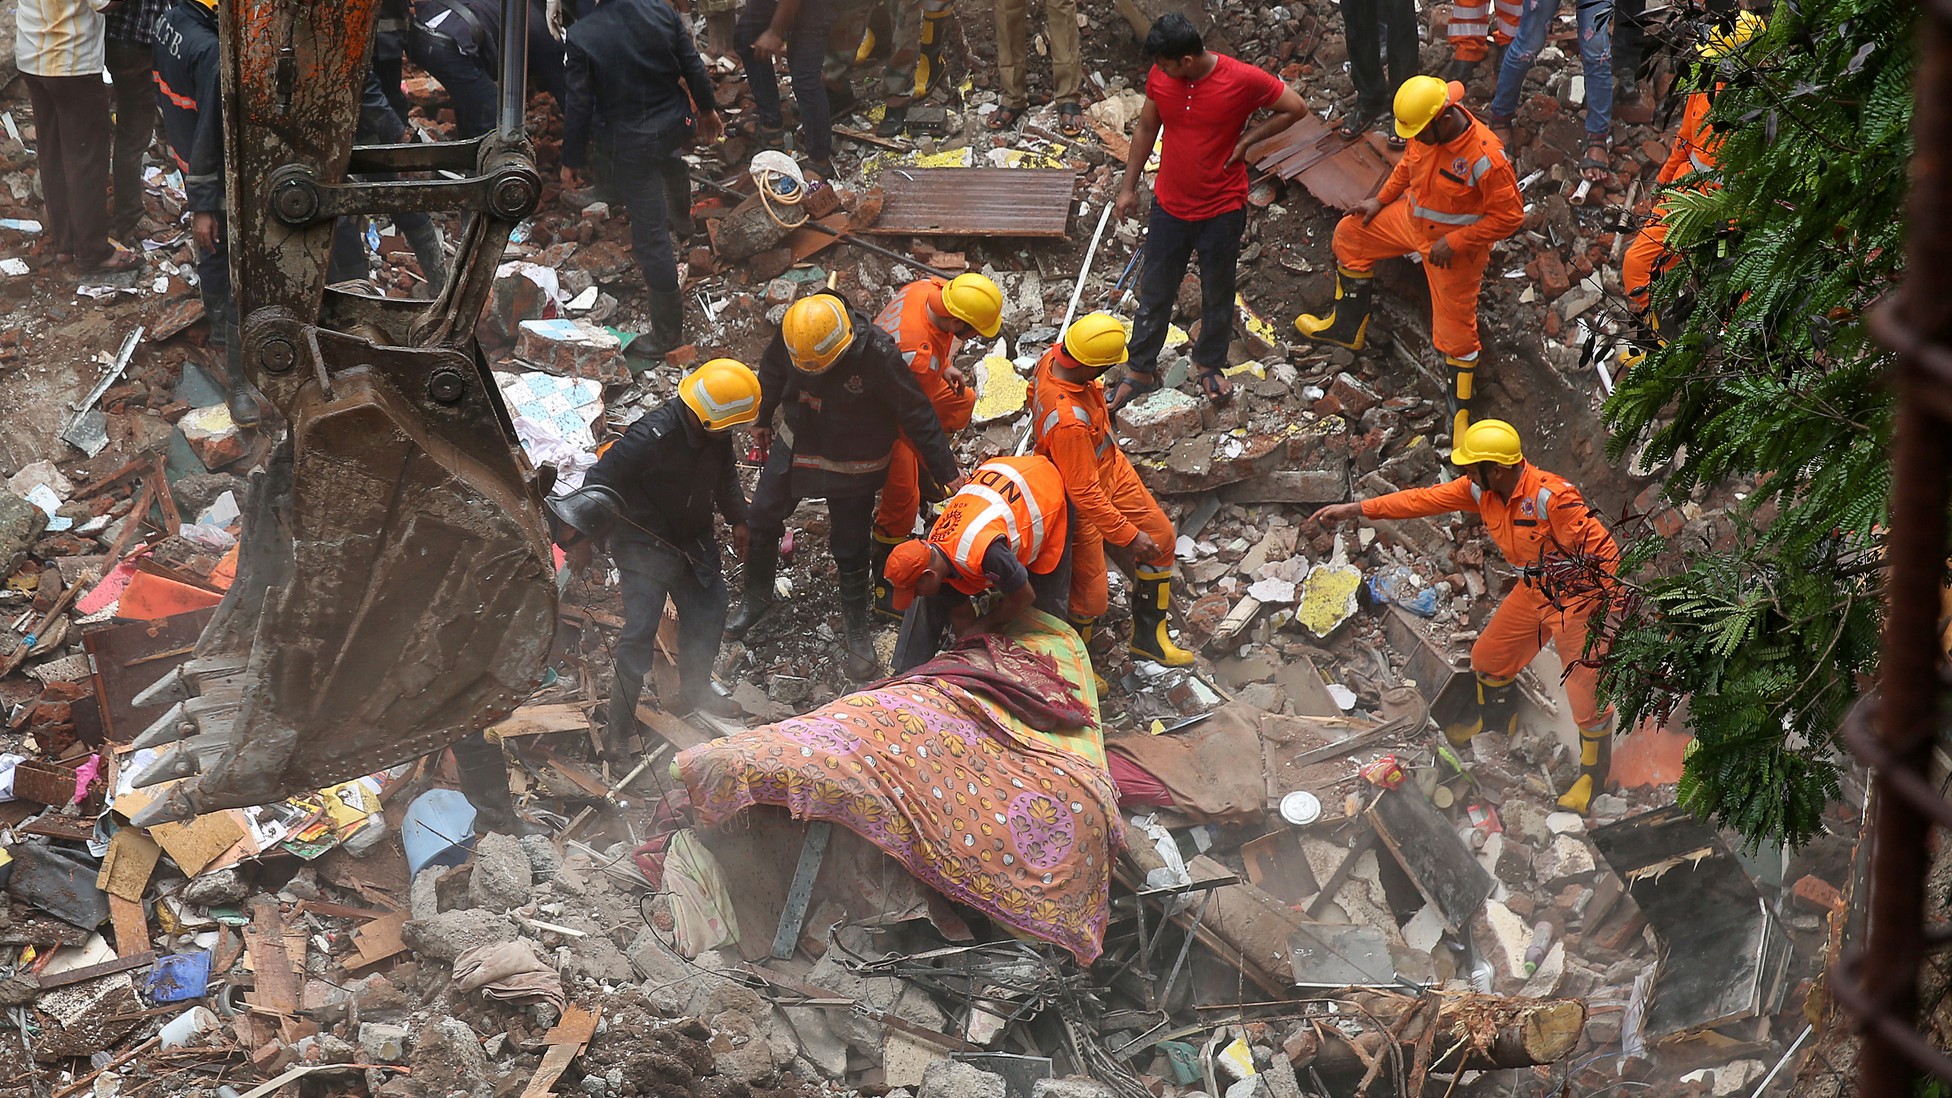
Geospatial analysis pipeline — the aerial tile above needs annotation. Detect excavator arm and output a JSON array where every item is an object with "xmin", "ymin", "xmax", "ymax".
[{"xmin": 127, "ymin": 0, "xmax": 558, "ymax": 825}]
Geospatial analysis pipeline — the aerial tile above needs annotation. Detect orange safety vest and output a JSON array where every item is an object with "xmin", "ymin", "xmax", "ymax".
[
  {"xmin": 874, "ymin": 278, "xmax": 973, "ymax": 429},
  {"xmin": 1378, "ymin": 108, "xmax": 1525, "ymax": 248},
  {"xmin": 1030, "ymin": 346, "xmax": 1116, "ymax": 466},
  {"xmin": 927, "ymin": 456, "xmax": 1070, "ymax": 594}
]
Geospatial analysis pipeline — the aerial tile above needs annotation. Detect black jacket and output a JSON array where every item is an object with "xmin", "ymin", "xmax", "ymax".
[
  {"xmin": 561, "ymin": 0, "xmax": 713, "ymax": 169},
  {"xmin": 584, "ymin": 400, "xmax": 747, "ymax": 565},
  {"xmin": 152, "ymin": 0, "xmax": 223, "ymax": 213},
  {"xmin": 756, "ymin": 302, "xmax": 958, "ymax": 496},
  {"xmin": 412, "ymin": 0, "xmax": 502, "ymax": 58}
]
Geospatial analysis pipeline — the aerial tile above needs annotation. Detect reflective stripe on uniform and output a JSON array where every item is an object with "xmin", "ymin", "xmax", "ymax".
[
  {"xmin": 1410, "ymin": 203, "xmax": 1485, "ymax": 226},
  {"xmin": 1466, "ymin": 155, "xmax": 1495, "ymax": 185},
  {"xmin": 977, "ymin": 461, "xmax": 1047, "ymax": 551},
  {"xmin": 954, "ymin": 492, "xmax": 1024, "ymax": 562},
  {"xmin": 1688, "ymin": 150, "xmax": 1715, "ymax": 173},
  {"xmin": 792, "ymin": 452, "xmax": 893, "ymax": 475}
]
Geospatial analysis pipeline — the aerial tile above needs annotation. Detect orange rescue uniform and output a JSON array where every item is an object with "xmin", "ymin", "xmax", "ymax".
[
  {"xmin": 1030, "ymin": 345, "xmax": 1175, "ymax": 619},
  {"xmin": 873, "ymin": 279, "xmax": 981, "ymax": 539},
  {"xmin": 1360, "ymin": 462, "xmax": 1619, "ymax": 733},
  {"xmin": 1447, "ymin": 0, "xmax": 1519, "ymax": 63},
  {"xmin": 1623, "ymin": 90, "xmax": 1720, "ymax": 315},
  {"xmin": 927, "ymin": 456, "xmax": 1071, "ymax": 595},
  {"xmin": 1332, "ymin": 106, "xmax": 1524, "ymax": 359}
]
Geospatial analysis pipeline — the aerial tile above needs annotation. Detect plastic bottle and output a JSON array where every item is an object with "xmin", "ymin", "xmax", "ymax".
[{"xmin": 1523, "ymin": 920, "xmax": 1555, "ymax": 975}]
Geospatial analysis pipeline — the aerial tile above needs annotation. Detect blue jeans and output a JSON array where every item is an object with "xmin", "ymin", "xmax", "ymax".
[
  {"xmin": 736, "ymin": 0, "xmax": 835, "ymax": 159},
  {"xmin": 1488, "ymin": 0, "xmax": 1613, "ymax": 137}
]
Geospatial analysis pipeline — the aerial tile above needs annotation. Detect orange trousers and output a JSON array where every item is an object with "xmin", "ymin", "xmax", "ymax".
[
  {"xmin": 1067, "ymin": 455, "xmax": 1175, "ymax": 620},
  {"xmin": 1471, "ymin": 583, "xmax": 1614, "ymax": 732},
  {"xmin": 874, "ymin": 387, "xmax": 976, "ymax": 539},
  {"xmin": 1332, "ymin": 201, "xmax": 1492, "ymax": 359},
  {"xmin": 1621, "ymin": 211, "xmax": 1671, "ymax": 314}
]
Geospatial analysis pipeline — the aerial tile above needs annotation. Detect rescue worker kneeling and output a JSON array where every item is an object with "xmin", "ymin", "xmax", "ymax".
[
  {"xmin": 1032, "ymin": 313, "xmax": 1195, "ymax": 670},
  {"xmin": 549, "ymin": 358, "xmax": 761, "ymax": 758},
  {"xmin": 882, "ymin": 456, "xmax": 1075, "ymax": 673}
]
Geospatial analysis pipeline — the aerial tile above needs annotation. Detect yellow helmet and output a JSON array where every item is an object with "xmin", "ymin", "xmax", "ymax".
[
  {"xmin": 1451, "ymin": 419, "xmax": 1525, "ymax": 466},
  {"xmin": 781, "ymin": 295, "xmax": 855, "ymax": 374},
  {"xmin": 941, "ymin": 274, "xmax": 1004, "ymax": 338},
  {"xmin": 1393, "ymin": 75, "xmax": 1460, "ymax": 139},
  {"xmin": 1699, "ymin": 10, "xmax": 1764, "ymax": 58},
  {"xmin": 189, "ymin": 0, "xmax": 217, "ymax": 8},
  {"xmin": 679, "ymin": 358, "xmax": 762, "ymax": 432},
  {"xmin": 1062, "ymin": 312, "xmax": 1129, "ymax": 368}
]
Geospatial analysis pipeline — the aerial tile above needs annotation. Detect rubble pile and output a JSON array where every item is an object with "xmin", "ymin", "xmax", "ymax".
[{"xmin": 0, "ymin": 0, "xmax": 1861, "ymax": 1094}]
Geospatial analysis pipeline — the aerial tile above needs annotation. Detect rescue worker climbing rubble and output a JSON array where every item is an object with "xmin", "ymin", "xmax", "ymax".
[
  {"xmin": 868, "ymin": 273, "xmax": 1004, "ymax": 619},
  {"xmin": 1308, "ymin": 420, "xmax": 1621, "ymax": 814},
  {"xmin": 1619, "ymin": 9, "xmax": 1764, "ymax": 372},
  {"xmin": 731, "ymin": 292, "xmax": 965, "ymax": 682},
  {"xmin": 549, "ymin": 359, "xmax": 761, "ymax": 758},
  {"xmin": 1294, "ymin": 75, "xmax": 1524, "ymax": 448},
  {"xmin": 1033, "ymin": 313, "xmax": 1195, "ymax": 672},
  {"xmin": 883, "ymin": 455, "xmax": 1074, "ymax": 672}
]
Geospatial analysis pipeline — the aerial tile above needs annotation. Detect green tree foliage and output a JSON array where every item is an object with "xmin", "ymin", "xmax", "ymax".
[{"xmin": 1598, "ymin": 0, "xmax": 1910, "ymax": 848}]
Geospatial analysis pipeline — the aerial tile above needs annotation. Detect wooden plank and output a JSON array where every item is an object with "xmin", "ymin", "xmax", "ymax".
[
  {"xmin": 637, "ymin": 704, "xmax": 711, "ymax": 753},
  {"xmin": 109, "ymin": 895, "xmax": 149, "ymax": 957},
  {"xmin": 771, "ymin": 820, "xmax": 832, "ymax": 959},
  {"xmin": 531, "ymin": 744, "xmax": 612, "ymax": 800},
  {"xmin": 243, "ymin": 897, "xmax": 300, "ymax": 1016},
  {"xmin": 1366, "ymin": 789, "xmax": 1494, "ymax": 930},
  {"xmin": 519, "ymin": 1005, "xmax": 601, "ymax": 1098},
  {"xmin": 150, "ymin": 811, "xmax": 246, "ymax": 876},
  {"xmin": 343, "ymin": 910, "xmax": 410, "ymax": 972},
  {"xmin": 863, "ymin": 168, "xmax": 1078, "ymax": 238},
  {"xmin": 97, "ymin": 827, "xmax": 162, "ymax": 902},
  {"xmin": 487, "ymin": 703, "xmax": 592, "ymax": 741}
]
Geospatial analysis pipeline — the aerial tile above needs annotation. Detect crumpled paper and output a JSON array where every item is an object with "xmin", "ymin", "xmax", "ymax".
[{"xmin": 451, "ymin": 939, "xmax": 566, "ymax": 1011}]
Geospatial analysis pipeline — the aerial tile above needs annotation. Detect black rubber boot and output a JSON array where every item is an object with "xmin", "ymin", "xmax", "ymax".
[
  {"xmin": 838, "ymin": 567, "xmax": 879, "ymax": 681},
  {"xmin": 453, "ymin": 733, "xmax": 538, "ymax": 835},
  {"xmin": 727, "ymin": 539, "xmax": 780, "ymax": 639},
  {"xmin": 1445, "ymin": 672, "xmax": 1519, "ymax": 747},
  {"xmin": 647, "ymin": 288, "xmax": 685, "ymax": 359},
  {"xmin": 1293, "ymin": 266, "xmax": 1373, "ymax": 351},
  {"xmin": 869, "ymin": 532, "xmax": 905, "ymax": 621},
  {"xmin": 403, "ymin": 219, "xmax": 449, "ymax": 296}
]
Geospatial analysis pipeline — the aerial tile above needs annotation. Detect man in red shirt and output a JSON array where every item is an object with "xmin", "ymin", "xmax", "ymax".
[{"xmin": 1108, "ymin": 15, "xmax": 1305, "ymax": 411}]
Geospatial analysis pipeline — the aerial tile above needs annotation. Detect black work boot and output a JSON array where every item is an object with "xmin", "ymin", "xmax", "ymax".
[
  {"xmin": 452, "ymin": 733, "xmax": 539, "ymax": 835},
  {"xmin": 838, "ymin": 567, "xmax": 879, "ymax": 681},
  {"xmin": 603, "ymin": 675, "xmax": 644, "ymax": 760},
  {"xmin": 216, "ymin": 321, "xmax": 264, "ymax": 428},
  {"xmin": 1293, "ymin": 266, "xmax": 1373, "ymax": 351},
  {"xmin": 646, "ymin": 288, "xmax": 686, "ymax": 360},
  {"xmin": 727, "ymin": 539, "xmax": 781, "ymax": 638}
]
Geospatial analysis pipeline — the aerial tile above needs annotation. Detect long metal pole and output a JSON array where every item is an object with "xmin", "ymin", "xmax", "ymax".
[{"xmin": 499, "ymin": 0, "xmax": 531, "ymax": 136}]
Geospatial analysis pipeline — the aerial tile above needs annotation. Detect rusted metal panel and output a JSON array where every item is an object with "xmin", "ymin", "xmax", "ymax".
[
  {"xmin": 863, "ymin": 168, "xmax": 1079, "ymax": 238},
  {"xmin": 82, "ymin": 609, "xmax": 215, "ymax": 743}
]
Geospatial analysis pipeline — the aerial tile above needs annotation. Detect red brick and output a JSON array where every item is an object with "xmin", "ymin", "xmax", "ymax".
[
  {"xmin": 1534, "ymin": 251, "xmax": 1571, "ymax": 299},
  {"xmin": 1792, "ymin": 875, "xmax": 1842, "ymax": 912}
]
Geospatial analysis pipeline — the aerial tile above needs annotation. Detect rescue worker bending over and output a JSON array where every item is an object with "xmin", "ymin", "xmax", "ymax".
[
  {"xmin": 869, "ymin": 273, "xmax": 1005, "ymax": 618},
  {"xmin": 731, "ymin": 293, "xmax": 965, "ymax": 682},
  {"xmin": 1295, "ymin": 75, "xmax": 1523, "ymax": 445},
  {"xmin": 883, "ymin": 456, "xmax": 1074, "ymax": 672},
  {"xmin": 1310, "ymin": 420, "xmax": 1621, "ymax": 813},
  {"xmin": 549, "ymin": 359, "xmax": 761, "ymax": 757},
  {"xmin": 1032, "ymin": 313, "xmax": 1195, "ymax": 672}
]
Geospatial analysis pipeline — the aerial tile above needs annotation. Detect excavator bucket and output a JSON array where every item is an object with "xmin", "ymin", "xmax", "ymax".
[{"xmin": 127, "ymin": 0, "xmax": 557, "ymax": 825}]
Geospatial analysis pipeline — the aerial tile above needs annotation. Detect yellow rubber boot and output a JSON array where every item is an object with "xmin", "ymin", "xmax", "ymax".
[
  {"xmin": 1445, "ymin": 672, "xmax": 1517, "ymax": 747},
  {"xmin": 1294, "ymin": 266, "xmax": 1373, "ymax": 350},
  {"xmin": 854, "ymin": 28, "xmax": 877, "ymax": 65},
  {"xmin": 914, "ymin": 11, "xmax": 950, "ymax": 98},
  {"xmin": 1557, "ymin": 711, "xmax": 1617, "ymax": 814},
  {"xmin": 1445, "ymin": 353, "xmax": 1477, "ymax": 445},
  {"xmin": 1070, "ymin": 617, "xmax": 1110, "ymax": 696},
  {"xmin": 1129, "ymin": 568, "xmax": 1195, "ymax": 666}
]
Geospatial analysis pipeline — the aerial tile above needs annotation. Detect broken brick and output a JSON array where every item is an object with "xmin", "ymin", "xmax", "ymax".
[
  {"xmin": 1791, "ymin": 874, "xmax": 1842, "ymax": 914},
  {"xmin": 177, "ymin": 404, "xmax": 249, "ymax": 470},
  {"xmin": 1533, "ymin": 251, "xmax": 1571, "ymax": 299},
  {"xmin": 514, "ymin": 318, "xmax": 628, "ymax": 384},
  {"xmin": 1316, "ymin": 371, "xmax": 1381, "ymax": 418}
]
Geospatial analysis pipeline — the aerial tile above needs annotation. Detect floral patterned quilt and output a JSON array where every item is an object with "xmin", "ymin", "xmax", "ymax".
[{"xmin": 676, "ymin": 617, "xmax": 1121, "ymax": 962}]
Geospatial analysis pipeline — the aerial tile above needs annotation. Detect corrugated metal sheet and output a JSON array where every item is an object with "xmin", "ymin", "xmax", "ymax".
[
  {"xmin": 864, "ymin": 168, "xmax": 1079, "ymax": 238},
  {"xmin": 1248, "ymin": 117, "xmax": 1396, "ymax": 214}
]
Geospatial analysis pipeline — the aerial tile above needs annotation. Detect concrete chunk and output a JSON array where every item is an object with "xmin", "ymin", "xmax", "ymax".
[
  {"xmin": 1115, "ymin": 387, "xmax": 1203, "ymax": 453},
  {"xmin": 921, "ymin": 1060, "xmax": 1008, "ymax": 1098},
  {"xmin": 177, "ymin": 404, "xmax": 249, "ymax": 470},
  {"xmin": 1534, "ymin": 833, "xmax": 1598, "ymax": 888}
]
